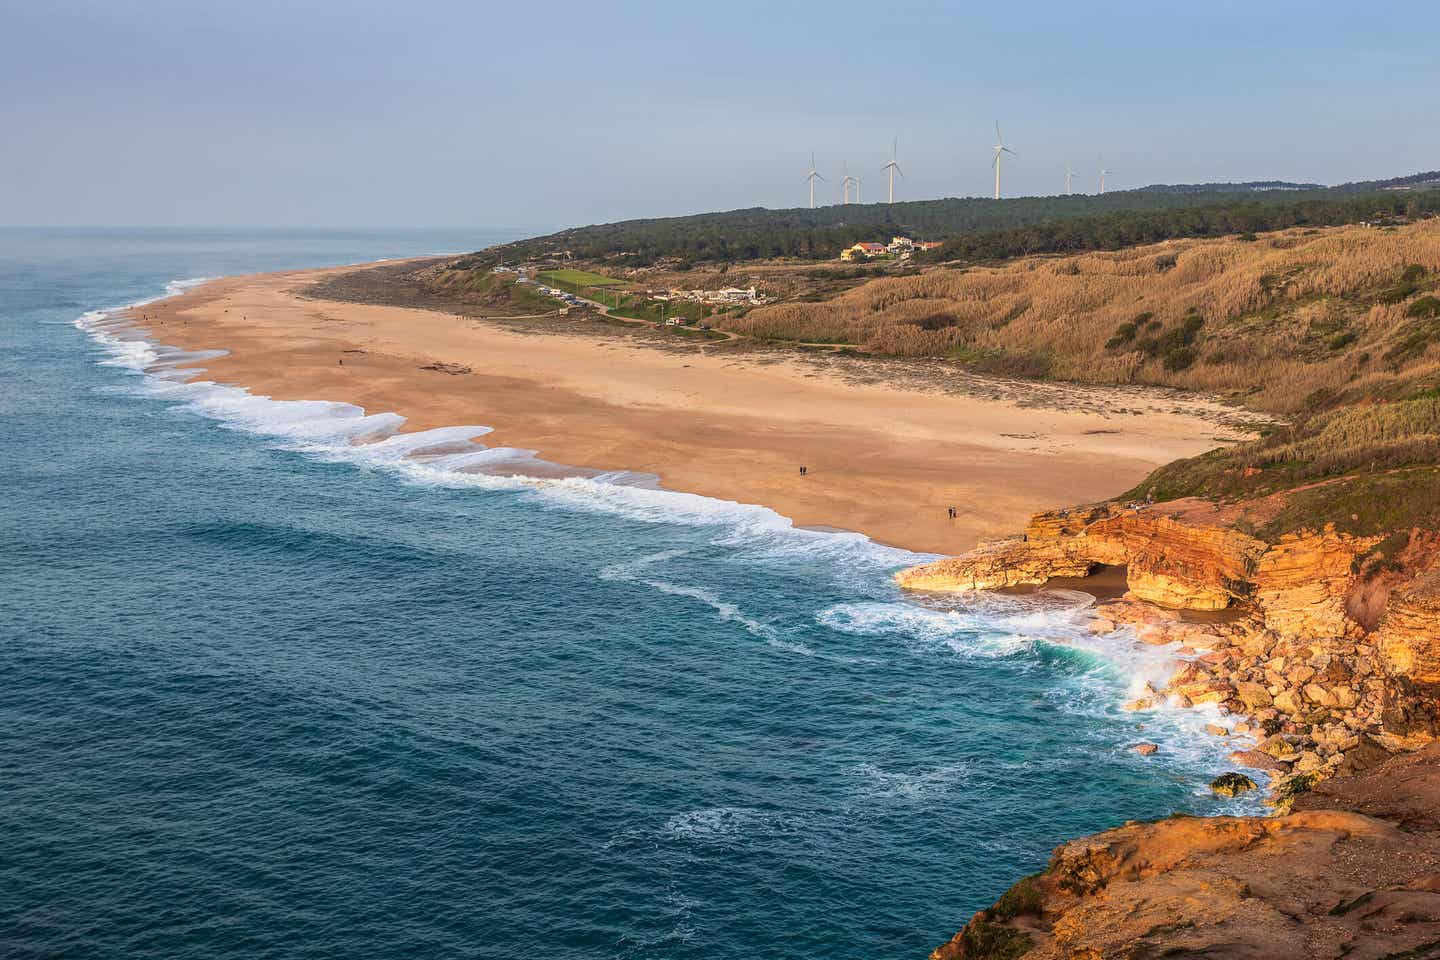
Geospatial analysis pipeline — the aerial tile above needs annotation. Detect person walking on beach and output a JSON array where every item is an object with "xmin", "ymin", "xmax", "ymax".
[{"xmin": 799, "ymin": 465, "xmax": 807, "ymax": 476}]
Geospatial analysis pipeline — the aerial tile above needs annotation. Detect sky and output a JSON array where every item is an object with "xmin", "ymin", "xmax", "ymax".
[{"xmin": 3, "ymin": 0, "xmax": 1438, "ymax": 232}]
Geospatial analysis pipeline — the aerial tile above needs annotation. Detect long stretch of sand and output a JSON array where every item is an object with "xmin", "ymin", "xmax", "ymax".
[{"xmin": 122, "ymin": 262, "xmax": 1247, "ymax": 556}]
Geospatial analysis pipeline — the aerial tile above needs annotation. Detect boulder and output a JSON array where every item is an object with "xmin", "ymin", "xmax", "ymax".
[
  {"xmin": 1304, "ymin": 682, "xmax": 1339, "ymax": 707},
  {"xmin": 1210, "ymin": 772, "xmax": 1259, "ymax": 797},
  {"xmin": 1235, "ymin": 681, "xmax": 1272, "ymax": 709},
  {"xmin": 1274, "ymin": 689, "xmax": 1303, "ymax": 715},
  {"xmin": 1229, "ymin": 748, "xmax": 1287, "ymax": 772}
]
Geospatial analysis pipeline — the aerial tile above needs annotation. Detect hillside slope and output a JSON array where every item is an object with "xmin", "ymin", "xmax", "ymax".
[{"xmin": 726, "ymin": 218, "xmax": 1440, "ymax": 413}]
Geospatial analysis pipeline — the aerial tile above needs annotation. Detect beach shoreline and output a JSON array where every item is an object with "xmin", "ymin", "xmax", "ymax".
[{"xmin": 115, "ymin": 259, "xmax": 1248, "ymax": 556}]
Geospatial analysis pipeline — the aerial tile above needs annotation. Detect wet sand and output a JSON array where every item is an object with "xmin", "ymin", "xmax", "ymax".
[{"xmin": 122, "ymin": 261, "xmax": 1247, "ymax": 556}]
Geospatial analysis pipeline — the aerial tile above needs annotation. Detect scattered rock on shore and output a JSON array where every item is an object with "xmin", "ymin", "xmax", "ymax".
[{"xmin": 1228, "ymin": 748, "xmax": 1287, "ymax": 772}]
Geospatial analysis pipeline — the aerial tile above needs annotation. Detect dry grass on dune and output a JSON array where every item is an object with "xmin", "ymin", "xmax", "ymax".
[{"xmin": 722, "ymin": 219, "xmax": 1440, "ymax": 412}]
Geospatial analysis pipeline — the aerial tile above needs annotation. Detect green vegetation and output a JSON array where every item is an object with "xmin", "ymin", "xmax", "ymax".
[
  {"xmin": 610, "ymin": 299, "xmax": 710, "ymax": 324},
  {"xmin": 922, "ymin": 188, "xmax": 1440, "ymax": 264},
  {"xmin": 537, "ymin": 270, "xmax": 628, "ymax": 309},
  {"xmin": 426, "ymin": 267, "xmax": 565, "ymax": 314},
  {"xmin": 954, "ymin": 919, "xmax": 1033, "ymax": 959},
  {"xmin": 509, "ymin": 282, "xmax": 560, "ymax": 312},
  {"xmin": 454, "ymin": 171, "xmax": 1440, "ymax": 268},
  {"xmin": 1127, "ymin": 393, "xmax": 1440, "ymax": 539},
  {"xmin": 944, "ymin": 346, "xmax": 1056, "ymax": 379},
  {"xmin": 991, "ymin": 876, "xmax": 1044, "ymax": 921},
  {"xmin": 536, "ymin": 268, "xmax": 624, "ymax": 287},
  {"xmin": 532, "ymin": 267, "xmax": 720, "ymax": 327}
]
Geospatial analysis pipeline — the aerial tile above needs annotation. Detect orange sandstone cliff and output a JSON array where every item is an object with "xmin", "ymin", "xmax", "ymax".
[
  {"xmin": 899, "ymin": 501, "xmax": 1440, "ymax": 958},
  {"xmin": 930, "ymin": 745, "xmax": 1440, "ymax": 960}
]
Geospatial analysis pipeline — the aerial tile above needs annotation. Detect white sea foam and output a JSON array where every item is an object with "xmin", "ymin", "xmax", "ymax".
[
  {"xmin": 852, "ymin": 761, "xmax": 971, "ymax": 802},
  {"xmin": 74, "ymin": 287, "xmax": 926, "ymax": 588},
  {"xmin": 73, "ymin": 281, "xmax": 1265, "ymax": 808},
  {"xmin": 817, "ymin": 588, "xmax": 1268, "ymax": 809},
  {"xmin": 600, "ymin": 550, "xmax": 818, "ymax": 656},
  {"xmin": 662, "ymin": 806, "xmax": 799, "ymax": 845},
  {"xmin": 818, "ymin": 589, "xmax": 1097, "ymax": 659}
]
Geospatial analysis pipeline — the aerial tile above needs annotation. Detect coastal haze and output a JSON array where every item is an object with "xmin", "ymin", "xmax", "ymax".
[
  {"xmin": 9, "ymin": 3, "xmax": 1440, "ymax": 960},
  {"xmin": 5, "ymin": 1, "xmax": 1440, "ymax": 228}
]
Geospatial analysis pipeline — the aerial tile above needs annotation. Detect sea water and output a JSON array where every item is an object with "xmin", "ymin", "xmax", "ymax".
[{"xmin": 1, "ymin": 228, "xmax": 1257, "ymax": 959}]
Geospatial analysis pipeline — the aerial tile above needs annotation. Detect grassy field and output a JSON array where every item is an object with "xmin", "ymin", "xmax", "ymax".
[
  {"xmin": 536, "ymin": 269, "xmax": 629, "ymax": 309},
  {"xmin": 537, "ymin": 268, "xmax": 624, "ymax": 287}
]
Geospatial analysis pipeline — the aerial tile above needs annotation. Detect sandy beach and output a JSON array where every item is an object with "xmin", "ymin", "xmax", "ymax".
[{"xmin": 121, "ymin": 261, "xmax": 1247, "ymax": 556}]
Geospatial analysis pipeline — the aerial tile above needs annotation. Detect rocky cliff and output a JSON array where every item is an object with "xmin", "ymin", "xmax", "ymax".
[
  {"xmin": 901, "ymin": 501, "xmax": 1440, "ymax": 958},
  {"xmin": 931, "ymin": 745, "xmax": 1440, "ymax": 960},
  {"xmin": 896, "ymin": 501, "xmax": 1432, "ymax": 664}
]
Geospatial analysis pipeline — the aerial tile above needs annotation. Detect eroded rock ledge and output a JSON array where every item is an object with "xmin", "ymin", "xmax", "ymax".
[{"xmin": 931, "ymin": 746, "xmax": 1440, "ymax": 960}]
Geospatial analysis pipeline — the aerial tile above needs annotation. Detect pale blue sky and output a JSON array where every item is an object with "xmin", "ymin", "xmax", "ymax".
[{"xmin": 4, "ymin": 0, "xmax": 1437, "ymax": 231}]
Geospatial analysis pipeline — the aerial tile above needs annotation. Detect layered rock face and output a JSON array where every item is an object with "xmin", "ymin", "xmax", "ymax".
[
  {"xmin": 1253, "ymin": 528, "xmax": 1379, "ymax": 639},
  {"xmin": 1378, "ymin": 567, "xmax": 1440, "ymax": 683},
  {"xmin": 896, "ymin": 503, "xmax": 1404, "ymax": 658},
  {"xmin": 932, "ymin": 749, "xmax": 1440, "ymax": 960}
]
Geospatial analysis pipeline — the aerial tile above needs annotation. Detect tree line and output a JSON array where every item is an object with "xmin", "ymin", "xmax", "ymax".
[
  {"xmin": 454, "ymin": 171, "xmax": 1440, "ymax": 268},
  {"xmin": 920, "ymin": 190, "xmax": 1440, "ymax": 262}
]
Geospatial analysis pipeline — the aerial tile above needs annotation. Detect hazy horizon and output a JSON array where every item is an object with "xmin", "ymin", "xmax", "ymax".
[{"xmin": 6, "ymin": 0, "xmax": 1439, "ymax": 231}]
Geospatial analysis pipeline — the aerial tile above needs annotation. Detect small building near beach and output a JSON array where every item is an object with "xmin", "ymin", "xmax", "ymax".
[{"xmin": 841, "ymin": 242, "xmax": 887, "ymax": 261}]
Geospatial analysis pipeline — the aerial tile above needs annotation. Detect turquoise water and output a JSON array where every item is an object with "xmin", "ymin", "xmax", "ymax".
[{"xmin": 2, "ymin": 229, "xmax": 1251, "ymax": 959}]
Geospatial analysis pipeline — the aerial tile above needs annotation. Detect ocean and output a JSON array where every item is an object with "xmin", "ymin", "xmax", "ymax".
[{"xmin": 1, "ymin": 228, "xmax": 1256, "ymax": 959}]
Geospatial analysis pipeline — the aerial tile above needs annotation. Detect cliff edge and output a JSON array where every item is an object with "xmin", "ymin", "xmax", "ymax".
[
  {"xmin": 930, "ymin": 745, "xmax": 1440, "ymax": 960},
  {"xmin": 901, "ymin": 499, "xmax": 1440, "ymax": 958}
]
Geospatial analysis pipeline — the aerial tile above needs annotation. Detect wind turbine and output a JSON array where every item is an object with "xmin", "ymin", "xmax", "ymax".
[
  {"xmin": 805, "ymin": 151, "xmax": 827, "ymax": 209},
  {"xmin": 840, "ymin": 161, "xmax": 858, "ymax": 204},
  {"xmin": 1099, "ymin": 159, "xmax": 1113, "ymax": 195},
  {"xmin": 1065, "ymin": 161, "xmax": 1076, "ymax": 196},
  {"xmin": 992, "ymin": 122, "xmax": 1015, "ymax": 200},
  {"xmin": 857, "ymin": 175, "xmax": 863, "ymax": 204},
  {"xmin": 882, "ymin": 137, "xmax": 905, "ymax": 203}
]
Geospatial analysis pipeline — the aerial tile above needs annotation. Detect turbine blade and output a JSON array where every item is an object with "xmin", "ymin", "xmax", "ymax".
[
  {"xmin": 1003, "ymin": 147, "xmax": 1016, "ymax": 155},
  {"xmin": 896, "ymin": 163, "xmax": 905, "ymax": 177}
]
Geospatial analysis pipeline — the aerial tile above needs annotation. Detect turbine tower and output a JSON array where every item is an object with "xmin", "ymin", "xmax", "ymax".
[
  {"xmin": 1099, "ymin": 160, "xmax": 1113, "ymax": 195},
  {"xmin": 992, "ymin": 122, "xmax": 1015, "ymax": 200},
  {"xmin": 805, "ymin": 151, "xmax": 827, "ymax": 209},
  {"xmin": 882, "ymin": 137, "xmax": 905, "ymax": 203},
  {"xmin": 840, "ymin": 161, "xmax": 858, "ymax": 204},
  {"xmin": 1065, "ymin": 161, "xmax": 1076, "ymax": 196},
  {"xmin": 857, "ymin": 175, "xmax": 863, "ymax": 204}
]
